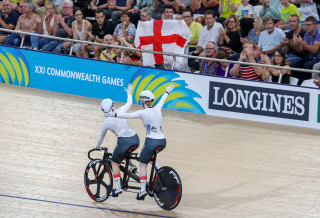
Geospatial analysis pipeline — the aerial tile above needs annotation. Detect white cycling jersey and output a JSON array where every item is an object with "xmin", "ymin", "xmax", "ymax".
[
  {"xmin": 96, "ymin": 93, "xmax": 136, "ymax": 148},
  {"xmin": 116, "ymin": 93, "xmax": 168, "ymax": 139}
]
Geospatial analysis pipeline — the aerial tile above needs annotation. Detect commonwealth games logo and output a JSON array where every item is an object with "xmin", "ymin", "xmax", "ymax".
[
  {"xmin": 130, "ymin": 68, "xmax": 205, "ymax": 114},
  {"xmin": 0, "ymin": 47, "xmax": 29, "ymax": 86}
]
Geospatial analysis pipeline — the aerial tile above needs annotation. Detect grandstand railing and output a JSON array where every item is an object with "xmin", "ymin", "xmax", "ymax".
[{"xmin": 0, "ymin": 28, "xmax": 319, "ymax": 85}]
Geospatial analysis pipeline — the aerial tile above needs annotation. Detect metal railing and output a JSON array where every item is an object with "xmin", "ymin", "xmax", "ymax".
[{"xmin": 0, "ymin": 27, "xmax": 319, "ymax": 84}]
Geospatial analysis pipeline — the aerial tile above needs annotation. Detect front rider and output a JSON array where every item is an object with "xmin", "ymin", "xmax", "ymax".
[
  {"xmin": 95, "ymin": 84, "xmax": 140, "ymax": 196},
  {"xmin": 106, "ymin": 83, "xmax": 174, "ymax": 200}
]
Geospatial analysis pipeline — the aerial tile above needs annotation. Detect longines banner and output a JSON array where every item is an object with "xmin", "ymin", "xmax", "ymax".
[{"xmin": 0, "ymin": 46, "xmax": 320, "ymax": 129}]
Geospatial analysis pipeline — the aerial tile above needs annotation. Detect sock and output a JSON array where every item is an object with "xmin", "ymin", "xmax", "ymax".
[
  {"xmin": 155, "ymin": 161, "xmax": 160, "ymax": 170},
  {"xmin": 114, "ymin": 174, "xmax": 121, "ymax": 190},
  {"xmin": 129, "ymin": 160, "xmax": 136, "ymax": 168},
  {"xmin": 140, "ymin": 176, "xmax": 147, "ymax": 193}
]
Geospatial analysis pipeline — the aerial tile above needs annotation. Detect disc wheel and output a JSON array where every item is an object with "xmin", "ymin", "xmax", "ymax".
[
  {"xmin": 152, "ymin": 166, "xmax": 182, "ymax": 210},
  {"xmin": 84, "ymin": 159, "xmax": 113, "ymax": 202}
]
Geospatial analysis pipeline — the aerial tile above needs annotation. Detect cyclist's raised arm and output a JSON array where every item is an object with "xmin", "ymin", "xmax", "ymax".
[
  {"xmin": 118, "ymin": 84, "xmax": 133, "ymax": 113},
  {"xmin": 156, "ymin": 83, "xmax": 174, "ymax": 109}
]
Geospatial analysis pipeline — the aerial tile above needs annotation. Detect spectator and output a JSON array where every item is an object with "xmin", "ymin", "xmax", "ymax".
[
  {"xmin": 81, "ymin": 9, "xmax": 114, "ymax": 59},
  {"xmin": 259, "ymin": 0, "xmax": 281, "ymax": 22},
  {"xmin": 215, "ymin": 50, "xmax": 233, "ymax": 77},
  {"xmin": 183, "ymin": 8, "xmax": 202, "ymax": 53},
  {"xmin": 101, "ymin": 40, "xmax": 119, "ymax": 62},
  {"xmin": 68, "ymin": 8, "xmax": 92, "ymax": 57},
  {"xmin": 161, "ymin": 5, "xmax": 174, "ymax": 20},
  {"xmin": 153, "ymin": 0, "xmax": 176, "ymax": 20},
  {"xmin": 196, "ymin": 0, "xmax": 219, "ymax": 17},
  {"xmin": 41, "ymin": 0, "xmax": 75, "ymax": 53},
  {"xmin": 230, "ymin": 41, "xmax": 263, "ymax": 80},
  {"xmin": 113, "ymin": 10, "xmax": 136, "ymax": 42},
  {"xmin": 240, "ymin": 16, "xmax": 264, "ymax": 45},
  {"xmin": 281, "ymin": 14, "xmax": 306, "ymax": 66},
  {"xmin": 237, "ymin": 0, "xmax": 254, "ymax": 37},
  {"xmin": 96, "ymin": 34, "xmax": 114, "ymax": 59},
  {"xmin": 219, "ymin": 14, "xmax": 242, "ymax": 54},
  {"xmin": 261, "ymin": 49, "xmax": 291, "ymax": 84},
  {"xmin": 292, "ymin": 16, "xmax": 320, "ymax": 84},
  {"xmin": 103, "ymin": 0, "xmax": 135, "ymax": 27},
  {"xmin": 190, "ymin": 10, "xmax": 223, "ymax": 71},
  {"xmin": 37, "ymin": 0, "xmax": 63, "ymax": 18},
  {"xmin": 194, "ymin": 10, "xmax": 223, "ymax": 55},
  {"xmin": 290, "ymin": 0, "xmax": 319, "ymax": 21},
  {"xmin": 30, "ymin": 2, "xmax": 57, "ymax": 50},
  {"xmin": 129, "ymin": 2, "xmax": 154, "ymax": 27},
  {"xmin": 199, "ymin": 41, "xmax": 218, "ymax": 75},
  {"xmin": 139, "ymin": 7, "xmax": 153, "ymax": 23},
  {"xmin": 0, "ymin": 0, "xmax": 19, "ymax": 44},
  {"xmin": 117, "ymin": 36, "xmax": 142, "ymax": 65},
  {"xmin": 5, "ymin": 1, "xmax": 38, "ymax": 47},
  {"xmin": 258, "ymin": 15, "xmax": 285, "ymax": 56},
  {"xmin": 277, "ymin": 0, "xmax": 299, "ymax": 30},
  {"xmin": 218, "ymin": 0, "xmax": 241, "ymax": 21},
  {"xmin": 236, "ymin": 0, "xmax": 253, "ymax": 19}
]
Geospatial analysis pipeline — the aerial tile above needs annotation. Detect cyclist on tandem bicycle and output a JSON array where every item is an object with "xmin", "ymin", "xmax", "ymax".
[
  {"xmin": 106, "ymin": 83, "xmax": 175, "ymax": 200},
  {"xmin": 95, "ymin": 84, "xmax": 139, "ymax": 196}
]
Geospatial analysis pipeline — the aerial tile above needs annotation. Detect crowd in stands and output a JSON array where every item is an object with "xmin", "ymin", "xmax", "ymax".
[{"xmin": 0, "ymin": 0, "xmax": 320, "ymax": 87}]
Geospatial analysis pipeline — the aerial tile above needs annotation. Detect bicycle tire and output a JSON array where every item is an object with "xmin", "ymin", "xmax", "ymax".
[
  {"xmin": 84, "ymin": 159, "xmax": 113, "ymax": 202},
  {"xmin": 152, "ymin": 166, "xmax": 182, "ymax": 210}
]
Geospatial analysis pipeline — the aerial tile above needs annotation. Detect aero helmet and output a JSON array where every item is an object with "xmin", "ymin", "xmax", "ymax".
[
  {"xmin": 101, "ymin": 99, "xmax": 114, "ymax": 116},
  {"xmin": 139, "ymin": 90, "xmax": 155, "ymax": 105}
]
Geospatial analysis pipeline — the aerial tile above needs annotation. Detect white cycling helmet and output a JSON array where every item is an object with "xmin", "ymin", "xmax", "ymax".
[
  {"xmin": 139, "ymin": 90, "xmax": 155, "ymax": 106},
  {"xmin": 101, "ymin": 98, "xmax": 114, "ymax": 116}
]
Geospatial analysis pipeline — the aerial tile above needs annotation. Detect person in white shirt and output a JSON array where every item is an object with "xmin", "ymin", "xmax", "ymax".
[
  {"xmin": 95, "ymin": 84, "xmax": 139, "ymax": 196},
  {"xmin": 193, "ymin": 9, "xmax": 224, "ymax": 55},
  {"xmin": 106, "ymin": 83, "xmax": 175, "ymax": 200},
  {"xmin": 291, "ymin": 0, "xmax": 319, "ymax": 21},
  {"xmin": 236, "ymin": 0, "xmax": 253, "ymax": 19}
]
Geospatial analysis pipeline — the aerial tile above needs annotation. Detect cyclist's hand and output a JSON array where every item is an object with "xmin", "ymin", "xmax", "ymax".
[
  {"xmin": 105, "ymin": 112, "xmax": 117, "ymax": 117},
  {"xmin": 124, "ymin": 83, "xmax": 133, "ymax": 95},
  {"xmin": 94, "ymin": 145, "xmax": 101, "ymax": 150},
  {"xmin": 166, "ymin": 83, "xmax": 174, "ymax": 94}
]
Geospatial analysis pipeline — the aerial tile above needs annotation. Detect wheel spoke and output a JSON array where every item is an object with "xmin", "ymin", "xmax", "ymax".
[
  {"xmin": 96, "ymin": 182, "xmax": 101, "ymax": 196},
  {"xmin": 100, "ymin": 180, "xmax": 110, "ymax": 189},
  {"xmin": 88, "ymin": 179, "xmax": 97, "ymax": 185}
]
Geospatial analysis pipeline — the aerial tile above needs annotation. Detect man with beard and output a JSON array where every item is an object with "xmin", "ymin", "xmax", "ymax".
[{"xmin": 258, "ymin": 15, "xmax": 285, "ymax": 56}]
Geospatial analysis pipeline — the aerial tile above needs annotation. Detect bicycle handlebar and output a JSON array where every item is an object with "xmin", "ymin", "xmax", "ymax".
[{"xmin": 87, "ymin": 147, "xmax": 108, "ymax": 161}]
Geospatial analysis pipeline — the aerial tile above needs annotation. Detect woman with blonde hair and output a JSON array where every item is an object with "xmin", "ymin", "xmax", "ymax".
[
  {"xmin": 218, "ymin": 14, "xmax": 242, "ymax": 54},
  {"xmin": 30, "ymin": 2, "xmax": 57, "ymax": 50},
  {"xmin": 240, "ymin": 16, "xmax": 264, "ymax": 45}
]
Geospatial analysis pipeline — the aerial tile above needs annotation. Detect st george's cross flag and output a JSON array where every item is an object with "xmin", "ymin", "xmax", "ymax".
[{"xmin": 134, "ymin": 20, "xmax": 191, "ymax": 67}]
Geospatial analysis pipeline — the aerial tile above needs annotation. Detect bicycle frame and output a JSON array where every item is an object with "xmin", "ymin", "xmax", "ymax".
[{"xmin": 95, "ymin": 148, "xmax": 162, "ymax": 195}]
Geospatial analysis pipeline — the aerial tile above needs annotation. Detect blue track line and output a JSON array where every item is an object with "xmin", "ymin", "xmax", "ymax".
[{"xmin": 0, "ymin": 194, "xmax": 176, "ymax": 218}]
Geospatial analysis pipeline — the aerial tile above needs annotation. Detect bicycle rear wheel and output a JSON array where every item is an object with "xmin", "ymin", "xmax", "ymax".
[
  {"xmin": 84, "ymin": 159, "xmax": 113, "ymax": 202},
  {"xmin": 152, "ymin": 166, "xmax": 182, "ymax": 210}
]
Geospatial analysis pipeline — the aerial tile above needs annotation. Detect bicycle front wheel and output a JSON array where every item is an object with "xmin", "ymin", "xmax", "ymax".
[
  {"xmin": 84, "ymin": 159, "xmax": 113, "ymax": 202},
  {"xmin": 152, "ymin": 166, "xmax": 182, "ymax": 210}
]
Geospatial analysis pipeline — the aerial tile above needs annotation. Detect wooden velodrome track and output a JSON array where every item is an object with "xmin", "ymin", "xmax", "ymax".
[{"xmin": 0, "ymin": 83, "xmax": 319, "ymax": 218}]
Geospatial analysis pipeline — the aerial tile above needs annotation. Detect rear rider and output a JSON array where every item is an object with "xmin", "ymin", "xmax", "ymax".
[
  {"xmin": 95, "ymin": 84, "xmax": 139, "ymax": 196},
  {"xmin": 106, "ymin": 83, "xmax": 175, "ymax": 200}
]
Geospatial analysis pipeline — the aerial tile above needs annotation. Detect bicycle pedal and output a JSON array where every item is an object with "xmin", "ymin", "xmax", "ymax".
[
  {"xmin": 136, "ymin": 192, "xmax": 147, "ymax": 201},
  {"xmin": 111, "ymin": 189, "xmax": 122, "ymax": 198}
]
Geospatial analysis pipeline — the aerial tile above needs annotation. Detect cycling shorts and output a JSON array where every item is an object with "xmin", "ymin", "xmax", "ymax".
[
  {"xmin": 139, "ymin": 138, "xmax": 166, "ymax": 164},
  {"xmin": 112, "ymin": 134, "xmax": 140, "ymax": 164}
]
